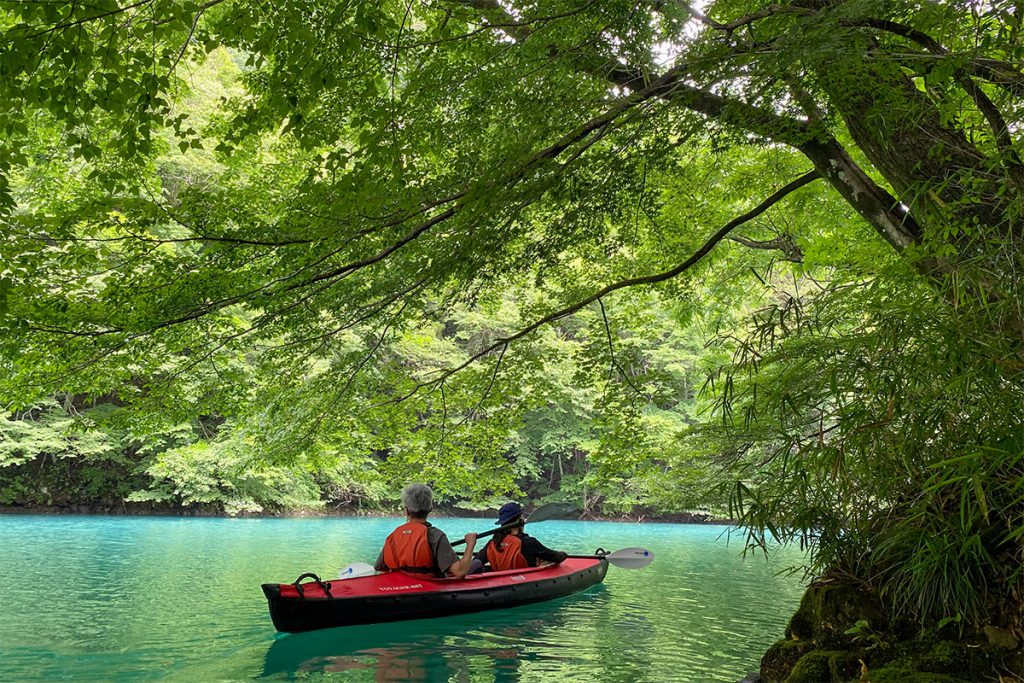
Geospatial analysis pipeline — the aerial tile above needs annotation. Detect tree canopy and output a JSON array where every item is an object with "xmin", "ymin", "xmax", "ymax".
[{"xmin": 1, "ymin": 0, "xmax": 1023, "ymax": 626}]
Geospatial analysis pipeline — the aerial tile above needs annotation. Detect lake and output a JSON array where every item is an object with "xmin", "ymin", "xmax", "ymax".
[{"xmin": 0, "ymin": 515, "xmax": 806, "ymax": 682}]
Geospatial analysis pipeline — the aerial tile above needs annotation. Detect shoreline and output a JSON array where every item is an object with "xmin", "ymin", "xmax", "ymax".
[{"xmin": 0, "ymin": 503, "xmax": 734, "ymax": 525}]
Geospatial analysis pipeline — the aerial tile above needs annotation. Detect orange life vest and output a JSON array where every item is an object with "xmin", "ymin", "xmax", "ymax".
[
  {"xmin": 382, "ymin": 522, "xmax": 434, "ymax": 573},
  {"xmin": 486, "ymin": 534, "xmax": 529, "ymax": 571}
]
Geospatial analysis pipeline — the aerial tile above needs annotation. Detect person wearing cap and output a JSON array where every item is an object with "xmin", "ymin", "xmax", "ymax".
[
  {"xmin": 473, "ymin": 502, "xmax": 568, "ymax": 572},
  {"xmin": 374, "ymin": 483, "xmax": 477, "ymax": 578}
]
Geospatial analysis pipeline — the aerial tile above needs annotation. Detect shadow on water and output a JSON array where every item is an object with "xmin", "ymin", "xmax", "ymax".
[{"xmin": 260, "ymin": 586, "xmax": 618, "ymax": 682}]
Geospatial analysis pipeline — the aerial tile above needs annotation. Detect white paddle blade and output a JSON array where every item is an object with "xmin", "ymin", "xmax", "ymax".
[
  {"xmin": 338, "ymin": 562, "xmax": 376, "ymax": 579},
  {"xmin": 606, "ymin": 547, "xmax": 654, "ymax": 569},
  {"xmin": 526, "ymin": 502, "xmax": 577, "ymax": 523}
]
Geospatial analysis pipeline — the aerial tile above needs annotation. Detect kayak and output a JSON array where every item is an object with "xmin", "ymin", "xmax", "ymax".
[{"xmin": 261, "ymin": 557, "xmax": 608, "ymax": 633}]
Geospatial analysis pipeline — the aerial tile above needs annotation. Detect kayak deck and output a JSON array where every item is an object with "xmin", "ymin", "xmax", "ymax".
[{"xmin": 262, "ymin": 557, "xmax": 608, "ymax": 633}]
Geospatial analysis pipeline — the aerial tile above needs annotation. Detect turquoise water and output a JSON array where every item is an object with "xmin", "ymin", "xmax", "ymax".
[{"xmin": 0, "ymin": 515, "xmax": 805, "ymax": 682}]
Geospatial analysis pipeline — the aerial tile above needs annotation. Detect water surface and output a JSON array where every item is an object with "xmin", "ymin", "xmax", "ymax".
[{"xmin": 0, "ymin": 515, "xmax": 805, "ymax": 682}]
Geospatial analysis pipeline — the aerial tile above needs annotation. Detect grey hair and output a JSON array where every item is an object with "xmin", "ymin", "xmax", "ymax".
[{"xmin": 401, "ymin": 483, "xmax": 433, "ymax": 517}]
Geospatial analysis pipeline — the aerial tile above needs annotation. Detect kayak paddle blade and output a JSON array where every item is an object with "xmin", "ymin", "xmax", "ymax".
[
  {"xmin": 605, "ymin": 547, "xmax": 654, "ymax": 569},
  {"xmin": 338, "ymin": 562, "xmax": 376, "ymax": 579},
  {"xmin": 526, "ymin": 502, "xmax": 577, "ymax": 523}
]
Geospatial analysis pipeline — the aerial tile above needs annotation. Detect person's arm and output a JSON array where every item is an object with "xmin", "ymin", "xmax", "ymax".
[
  {"xmin": 473, "ymin": 543, "xmax": 489, "ymax": 564},
  {"xmin": 521, "ymin": 535, "xmax": 567, "ymax": 566},
  {"xmin": 373, "ymin": 549, "xmax": 387, "ymax": 572},
  {"xmin": 435, "ymin": 532, "xmax": 477, "ymax": 578}
]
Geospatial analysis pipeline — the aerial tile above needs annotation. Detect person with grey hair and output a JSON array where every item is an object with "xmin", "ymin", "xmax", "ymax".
[{"xmin": 373, "ymin": 483, "xmax": 477, "ymax": 578}]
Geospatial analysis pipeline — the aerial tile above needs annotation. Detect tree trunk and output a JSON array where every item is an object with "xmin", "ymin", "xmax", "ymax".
[{"xmin": 810, "ymin": 34, "xmax": 1016, "ymax": 253}]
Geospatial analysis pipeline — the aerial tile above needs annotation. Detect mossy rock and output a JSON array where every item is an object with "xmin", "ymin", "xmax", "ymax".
[
  {"xmin": 785, "ymin": 583, "xmax": 886, "ymax": 646},
  {"xmin": 762, "ymin": 639, "xmax": 813, "ymax": 683},
  {"xmin": 784, "ymin": 650, "xmax": 862, "ymax": 683},
  {"xmin": 869, "ymin": 639, "xmax": 1003, "ymax": 681},
  {"xmin": 826, "ymin": 652, "xmax": 862, "ymax": 681},
  {"xmin": 917, "ymin": 640, "xmax": 997, "ymax": 678},
  {"xmin": 863, "ymin": 663, "xmax": 966, "ymax": 682}
]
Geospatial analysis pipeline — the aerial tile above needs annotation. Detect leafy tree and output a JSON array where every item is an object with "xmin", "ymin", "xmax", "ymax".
[{"xmin": 1, "ymin": 0, "xmax": 1022, "ymax": 628}]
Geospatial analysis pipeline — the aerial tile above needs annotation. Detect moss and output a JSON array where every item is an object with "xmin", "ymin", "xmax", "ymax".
[
  {"xmin": 864, "ymin": 663, "xmax": 964, "ymax": 682},
  {"xmin": 827, "ymin": 651, "xmax": 862, "ymax": 681},
  {"xmin": 761, "ymin": 639, "xmax": 813, "ymax": 683},
  {"xmin": 872, "ymin": 639, "xmax": 1002, "ymax": 681},
  {"xmin": 766, "ymin": 583, "xmax": 1017, "ymax": 683},
  {"xmin": 785, "ymin": 650, "xmax": 835, "ymax": 683},
  {"xmin": 782, "ymin": 650, "xmax": 862, "ymax": 683},
  {"xmin": 785, "ymin": 583, "xmax": 886, "ymax": 647},
  {"xmin": 916, "ymin": 641, "xmax": 987, "ymax": 676}
]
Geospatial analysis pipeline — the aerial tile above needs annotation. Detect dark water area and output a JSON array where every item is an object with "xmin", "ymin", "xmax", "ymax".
[{"xmin": 0, "ymin": 515, "xmax": 805, "ymax": 681}]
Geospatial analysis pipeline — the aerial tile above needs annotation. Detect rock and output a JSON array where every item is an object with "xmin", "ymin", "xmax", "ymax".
[
  {"xmin": 736, "ymin": 671, "xmax": 762, "ymax": 683},
  {"xmin": 761, "ymin": 582, "xmax": 1021, "ymax": 683},
  {"xmin": 785, "ymin": 650, "xmax": 834, "ymax": 683},
  {"xmin": 784, "ymin": 650, "xmax": 862, "ymax": 683},
  {"xmin": 863, "ymin": 663, "xmax": 964, "ymax": 682},
  {"xmin": 862, "ymin": 639, "xmax": 1001, "ymax": 682},
  {"xmin": 784, "ymin": 583, "xmax": 887, "ymax": 647},
  {"xmin": 983, "ymin": 625, "xmax": 1019, "ymax": 650},
  {"xmin": 761, "ymin": 639, "xmax": 813, "ymax": 683}
]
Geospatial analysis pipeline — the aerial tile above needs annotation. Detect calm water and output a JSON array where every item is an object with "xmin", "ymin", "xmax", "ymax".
[{"xmin": 0, "ymin": 516, "xmax": 805, "ymax": 682}]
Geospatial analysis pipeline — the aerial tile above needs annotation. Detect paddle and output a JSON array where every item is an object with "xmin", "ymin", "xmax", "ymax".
[
  {"xmin": 337, "ymin": 561, "xmax": 376, "ymax": 579},
  {"xmin": 569, "ymin": 547, "xmax": 654, "ymax": 569},
  {"xmin": 451, "ymin": 501, "xmax": 576, "ymax": 548}
]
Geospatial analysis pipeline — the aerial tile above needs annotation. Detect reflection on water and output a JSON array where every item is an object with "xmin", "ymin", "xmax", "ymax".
[
  {"xmin": 0, "ymin": 515, "xmax": 805, "ymax": 682},
  {"xmin": 262, "ymin": 589, "xmax": 611, "ymax": 682}
]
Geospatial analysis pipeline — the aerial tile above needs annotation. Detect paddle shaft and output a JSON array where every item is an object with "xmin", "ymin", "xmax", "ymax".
[
  {"xmin": 451, "ymin": 502, "xmax": 575, "ymax": 548},
  {"xmin": 451, "ymin": 518, "xmax": 521, "ymax": 547}
]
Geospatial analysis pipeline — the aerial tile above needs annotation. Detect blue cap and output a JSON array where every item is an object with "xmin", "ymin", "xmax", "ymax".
[{"xmin": 496, "ymin": 502, "xmax": 523, "ymax": 526}]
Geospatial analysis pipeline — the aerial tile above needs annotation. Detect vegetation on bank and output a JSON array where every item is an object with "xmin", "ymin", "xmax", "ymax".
[
  {"xmin": 1, "ymin": 291, "xmax": 720, "ymax": 517},
  {"xmin": 1, "ymin": 2, "xmax": 1023, "ymax": 677},
  {"xmin": 760, "ymin": 582, "xmax": 1023, "ymax": 682}
]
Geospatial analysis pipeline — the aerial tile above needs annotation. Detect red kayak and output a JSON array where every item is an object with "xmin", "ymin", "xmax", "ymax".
[{"xmin": 261, "ymin": 557, "xmax": 608, "ymax": 633}]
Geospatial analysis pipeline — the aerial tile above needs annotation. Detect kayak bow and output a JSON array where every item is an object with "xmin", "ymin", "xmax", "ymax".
[{"xmin": 261, "ymin": 557, "xmax": 608, "ymax": 633}]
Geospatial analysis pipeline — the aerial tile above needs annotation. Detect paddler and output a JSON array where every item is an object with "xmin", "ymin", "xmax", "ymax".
[
  {"xmin": 472, "ymin": 502, "xmax": 568, "ymax": 572},
  {"xmin": 373, "ymin": 483, "xmax": 477, "ymax": 578}
]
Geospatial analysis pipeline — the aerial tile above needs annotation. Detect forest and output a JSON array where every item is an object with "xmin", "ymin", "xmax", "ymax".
[{"xmin": 1, "ymin": 0, "xmax": 1023, "ymax": 680}]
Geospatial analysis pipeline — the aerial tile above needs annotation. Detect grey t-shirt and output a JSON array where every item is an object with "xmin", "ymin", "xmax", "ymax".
[{"xmin": 374, "ymin": 522, "xmax": 460, "ymax": 576}]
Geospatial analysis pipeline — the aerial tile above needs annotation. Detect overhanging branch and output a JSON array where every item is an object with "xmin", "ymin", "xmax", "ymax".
[{"xmin": 389, "ymin": 170, "xmax": 821, "ymax": 402}]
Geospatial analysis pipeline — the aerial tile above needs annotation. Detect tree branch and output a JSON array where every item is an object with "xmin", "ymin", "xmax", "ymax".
[
  {"xmin": 729, "ymin": 233, "xmax": 803, "ymax": 262},
  {"xmin": 598, "ymin": 297, "xmax": 645, "ymax": 396},
  {"xmin": 850, "ymin": 18, "xmax": 1024, "ymax": 96},
  {"xmin": 849, "ymin": 18, "xmax": 1021, "ymax": 159},
  {"xmin": 16, "ymin": 0, "xmax": 152, "ymax": 41},
  {"xmin": 388, "ymin": 170, "xmax": 821, "ymax": 402}
]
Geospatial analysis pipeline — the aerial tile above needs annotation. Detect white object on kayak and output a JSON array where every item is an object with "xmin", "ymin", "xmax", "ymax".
[{"xmin": 338, "ymin": 562, "xmax": 376, "ymax": 579}]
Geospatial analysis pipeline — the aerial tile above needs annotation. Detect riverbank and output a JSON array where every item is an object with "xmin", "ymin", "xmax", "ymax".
[
  {"xmin": 0, "ymin": 502, "xmax": 732, "ymax": 524},
  {"xmin": 758, "ymin": 581, "xmax": 1023, "ymax": 682}
]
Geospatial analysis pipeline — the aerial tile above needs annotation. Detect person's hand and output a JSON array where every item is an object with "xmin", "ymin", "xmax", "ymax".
[
  {"xmin": 463, "ymin": 532, "xmax": 477, "ymax": 547},
  {"xmin": 536, "ymin": 560, "xmax": 554, "ymax": 568}
]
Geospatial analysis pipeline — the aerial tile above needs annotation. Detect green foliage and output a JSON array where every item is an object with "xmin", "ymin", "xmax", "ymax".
[
  {"xmin": 127, "ymin": 439, "xmax": 325, "ymax": 515},
  {"xmin": 1, "ymin": 0, "xmax": 1023, "ymax": 633},
  {"xmin": 844, "ymin": 620, "xmax": 886, "ymax": 651},
  {"xmin": 704, "ymin": 264, "xmax": 1024, "ymax": 624},
  {"xmin": 0, "ymin": 289, "xmax": 710, "ymax": 515}
]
